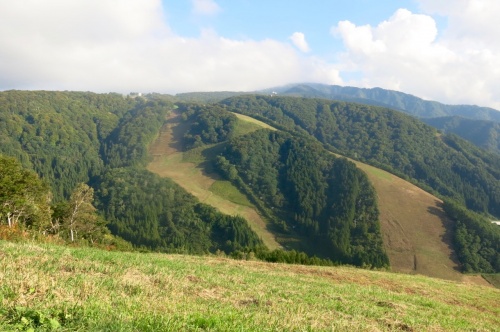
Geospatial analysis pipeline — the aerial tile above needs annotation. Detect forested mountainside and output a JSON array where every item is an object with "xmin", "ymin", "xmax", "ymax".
[
  {"xmin": 261, "ymin": 83, "xmax": 500, "ymax": 155},
  {"xmin": 174, "ymin": 103, "xmax": 389, "ymax": 267},
  {"xmin": 1, "ymin": 90, "xmax": 498, "ymax": 272},
  {"xmin": 0, "ymin": 90, "xmax": 130, "ymax": 200},
  {"xmin": 422, "ymin": 116, "xmax": 500, "ymax": 155},
  {"xmin": 215, "ymin": 129, "xmax": 388, "ymax": 267},
  {"xmin": 171, "ymin": 85, "xmax": 500, "ymax": 155},
  {"xmin": 443, "ymin": 200, "xmax": 500, "ymax": 273},
  {"xmin": 220, "ymin": 95, "xmax": 500, "ymax": 219},
  {"xmin": 0, "ymin": 91, "xmax": 263, "ymax": 254},
  {"xmin": 175, "ymin": 91, "xmax": 248, "ymax": 103},
  {"xmin": 177, "ymin": 103, "xmax": 499, "ymax": 272},
  {"xmin": 173, "ymin": 84, "xmax": 500, "ymax": 124}
]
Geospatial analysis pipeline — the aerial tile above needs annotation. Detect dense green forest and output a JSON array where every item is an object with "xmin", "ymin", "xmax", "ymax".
[
  {"xmin": 443, "ymin": 200, "xmax": 500, "ymax": 273},
  {"xmin": 171, "ymin": 85, "xmax": 500, "ymax": 155},
  {"xmin": 0, "ymin": 91, "xmax": 263, "ymax": 255},
  {"xmin": 423, "ymin": 116, "xmax": 500, "ymax": 155},
  {"xmin": 178, "ymin": 103, "xmax": 238, "ymax": 148},
  {"xmin": 212, "ymin": 128, "xmax": 388, "ymax": 267},
  {"xmin": 95, "ymin": 167, "xmax": 262, "ymax": 253},
  {"xmin": 265, "ymin": 83, "xmax": 500, "ymax": 156},
  {"xmin": 175, "ymin": 104, "xmax": 388, "ymax": 267},
  {"xmin": 2, "ymin": 90, "xmax": 499, "ymax": 272},
  {"xmin": 0, "ymin": 91, "xmax": 132, "ymax": 200},
  {"xmin": 101, "ymin": 98, "xmax": 170, "ymax": 168},
  {"xmin": 220, "ymin": 95, "xmax": 500, "ymax": 218}
]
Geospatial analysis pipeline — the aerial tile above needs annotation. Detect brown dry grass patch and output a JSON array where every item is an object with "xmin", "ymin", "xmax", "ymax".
[{"xmin": 354, "ymin": 161, "xmax": 467, "ymax": 282}]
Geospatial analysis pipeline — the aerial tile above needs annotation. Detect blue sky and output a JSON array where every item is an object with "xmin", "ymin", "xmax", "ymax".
[
  {"xmin": 163, "ymin": 0, "xmax": 421, "ymax": 56},
  {"xmin": 0, "ymin": 0, "xmax": 499, "ymax": 109}
]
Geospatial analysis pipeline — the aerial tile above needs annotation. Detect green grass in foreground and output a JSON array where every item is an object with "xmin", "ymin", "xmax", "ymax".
[{"xmin": 1, "ymin": 241, "xmax": 499, "ymax": 331}]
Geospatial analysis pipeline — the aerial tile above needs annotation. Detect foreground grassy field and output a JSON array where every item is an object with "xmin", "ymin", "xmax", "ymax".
[{"xmin": 1, "ymin": 240, "xmax": 498, "ymax": 331}]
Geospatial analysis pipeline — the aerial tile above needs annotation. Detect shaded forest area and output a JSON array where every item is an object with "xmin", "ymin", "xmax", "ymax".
[{"xmin": 214, "ymin": 129, "xmax": 388, "ymax": 267}]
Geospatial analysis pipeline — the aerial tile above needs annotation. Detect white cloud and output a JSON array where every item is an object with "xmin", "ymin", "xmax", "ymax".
[
  {"xmin": 332, "ymin": 5, "xmax": 500, "ymax": 109},
  {"xmin": 5, "ymin": 0, "xmax": 496, "ymax": 109},
  {"xmin": 192, "ymin": 0, "xmax": 221, "ymax": 16},
  {"xmin": 0, "ymin": 0, "xmax": 342, "ymax": 94},
  {"xmin": 419, "ymin": 0, "xmax": 500, "ymax": 51},
  {"xmin": 289, "ymin": 32, "xmax": 311, "ymax": 53}
]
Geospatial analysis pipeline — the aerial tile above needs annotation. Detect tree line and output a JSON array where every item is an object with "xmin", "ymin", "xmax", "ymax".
[{"xmin": 443, "ymin": 199, "xmax": 500, "ymax": 273}]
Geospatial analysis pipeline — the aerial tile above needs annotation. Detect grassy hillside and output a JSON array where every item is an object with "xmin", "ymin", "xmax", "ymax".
[
  {"xmin": 352, "ymin": 160, "xmax": 471, "ymax": 282},
  {"xmin": 147, "ymin": 110, "xmax": 281, "ymax": 250},
  {"xmin": 1, "ymin": 240, "xmax": 498, "ymax": 331}
]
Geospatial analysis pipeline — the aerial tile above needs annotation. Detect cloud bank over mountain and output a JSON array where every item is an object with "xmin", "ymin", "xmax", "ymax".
[
  {"xmin": 0, "ymin": 0, "xmax": 498, "ymax": 109},
  {"xmin": 334, "ymin": 3, "xmax": 500, "ymax": 109}
]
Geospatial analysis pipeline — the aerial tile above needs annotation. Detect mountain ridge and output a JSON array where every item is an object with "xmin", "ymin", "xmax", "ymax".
[
  {"xmin": 1, "ymin": 90, "xmax": 499, "ymax": 276},
  {"xmin": 269, "ymin": 83, "xmax": 500, "ymax": 121},
  {"xmin": 173, "ymin": 84, "xmax": 500, "ymax": 154}
]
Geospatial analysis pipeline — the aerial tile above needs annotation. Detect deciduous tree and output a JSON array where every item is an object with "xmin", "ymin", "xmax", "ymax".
[
  {"xmin": 0, "ymin": 155, "xmax": 51, "ymax": 230},
  {"xmin": 64, "ymin": 183, "xmax": 99, "ymax": 242}
]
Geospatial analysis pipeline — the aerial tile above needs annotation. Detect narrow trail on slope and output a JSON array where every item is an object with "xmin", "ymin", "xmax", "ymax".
[{"xmin": 147, "ymin": 110, "xmax": 282, "ymax": 250}]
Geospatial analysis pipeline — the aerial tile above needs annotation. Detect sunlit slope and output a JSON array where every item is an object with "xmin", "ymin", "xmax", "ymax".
[
  {"xmin": 236, "ymin": 114, "xmax": 488, "ymax": 283},
  {"xmin": 1, "ymin": 241, "xmax": 498, "ymax": 331},
  {"xmin": 234, "ymin": 111, "xmax": 469, "ymax": 281},
  {"xmin": 352, "ymin": 162, "xmax": 465, "ymax": 281},
  {"xmin": 326, "ymin": 154, "xmax": 488, "ymax": 284},
  {"xmin": 147, "ymin": 111, "xmax": 281, "ymax": 250}
]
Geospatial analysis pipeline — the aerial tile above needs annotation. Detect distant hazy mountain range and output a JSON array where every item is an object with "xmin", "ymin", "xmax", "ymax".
[
  {"xmin": 260, "ymin": 83, "xmax": 500, "ymax": 155},
  {"xmin": 268, "ymin": 83, "xmax": 500, "ymax": 122}
]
